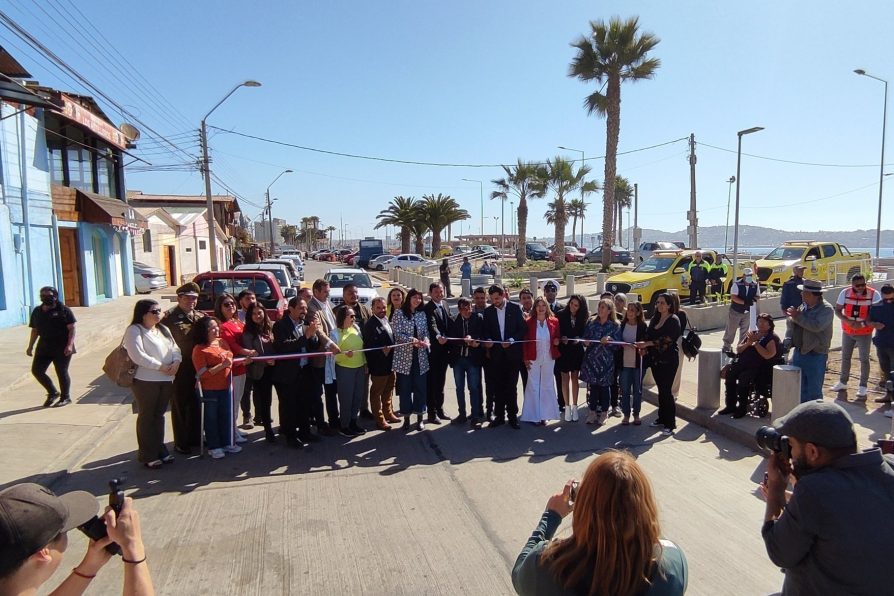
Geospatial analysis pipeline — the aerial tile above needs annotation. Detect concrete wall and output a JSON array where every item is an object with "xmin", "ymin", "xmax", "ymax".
[{"xmin": 683, "ymin": 286, "xmax": 845, "ymax": 331}]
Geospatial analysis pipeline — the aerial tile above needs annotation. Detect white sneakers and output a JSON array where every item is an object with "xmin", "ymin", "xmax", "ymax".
[
  {"xmin": 571, "ymin": 405, "xmax": 579, "ymax": 422},
  {"xmin": 223, "ymin": 445, "xmax": 242, "ymax": 454},
  {"xmin": 564, "ymin": 407, "xmax": 573, "ymax": 422},
  {"xmin": 209, "ymin": 448, "xmax": 225, "ymax": 459},
  {"xmin": 856, "ymin": 386, "xmax": 868, "ymax": 398},
  {"xmin": 830, "ymin": 381, "xmax": 848, "ymax": 392},
  {"xmin": 885, "ymin": 411, "xmax": 894, "ymax": 419}
]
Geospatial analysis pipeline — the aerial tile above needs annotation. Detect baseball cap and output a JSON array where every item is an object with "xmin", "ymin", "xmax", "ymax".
[
  {"xmin": 775, "ymin": 400, "xmax": 856, "ymax": 449},
  {"xmin": 743, "ymin": 268, "xmax": 754, "ymax": 276},
  {"xmin": 0, "ymin": 483, "xmax": 98, "ymax": 564}
]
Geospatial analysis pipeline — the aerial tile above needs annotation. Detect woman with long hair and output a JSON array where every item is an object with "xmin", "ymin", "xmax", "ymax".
[
  {"xmin": 512, "ymin": 451, "xmax": 687, "ymax": 596},
  {"xmin": 392, "ymin": 288, "xmax": 430, "ymax": 431},
  {"xmin": 122, "ymin": 299, "xmax": 181, "ymax": 469},
  {"xmin": 386, "ymin": 287, "xmax": 406, "ymax": 320},
  {"xmin": 637, "ymin": 293, "xmax": 682, "ymax": 435},
  {"xmin": 241, "ymin": 304, "xmax": 277, "ymax": 442},
  {"xmin": 520, "ymin": 297, "xmax": 561, "ymax": 425},
  {"xmin": 191, "ymin": 317, "xmax": 238, "ymax": 459},
  {"xmin": 331, "ymin": 305, "xmax": 368, "ymax": 436},
  {"xmin": 619, "ymin": 302, "xmax": 648, "ymax": 425},
  {"xmin": 580, "ymin": 299, "xmax": 620, "ymax": 426},
  {"xmin": 215, "ymin": 293, "xmax": 257, "ymax": 445},
  {"xmin": 556, "ymin": 294, "xmax": 588, "ymax": 422},
  {"xmin": 668, "ymin": 292, "xmax": 688, "ymax": 396}
]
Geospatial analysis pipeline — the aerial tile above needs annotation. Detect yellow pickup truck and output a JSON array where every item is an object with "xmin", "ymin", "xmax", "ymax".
[
  {"xmin": 605, "ymin": 249, "xmax": 750, "ymax": 314},
  {"xmin": 754, "ymin": 241, "xmax": 872, "ymax": 289}
]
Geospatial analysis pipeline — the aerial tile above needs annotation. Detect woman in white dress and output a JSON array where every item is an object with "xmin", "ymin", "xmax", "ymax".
[{"xmin": 520, "ymin": 297, "xmax": 561, "ymax": 425}]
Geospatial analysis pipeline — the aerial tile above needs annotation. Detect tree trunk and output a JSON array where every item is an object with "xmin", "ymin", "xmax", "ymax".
[
  {"xmin": 400, "ymin": 227, "xmax": 411, "ymax": 254},
  {"xmin": 432, "ymin": 230, "xmax": 442, "ymax": 256},
  {"xmin": 601, "ymin": 75, "xmax": 621, "ymax": 272},
  {"xmin": 580, "ymin": 215, "xmax": 584, "ymax": 247},
  {"xmin": 571, "ymin": 215, "xmax": 578, "ymax": 246},
  {"xmin": 414, "ymin": 235, "xmax": 424, "ymax": 255},
  {"xmin": 517, "ymin": 197, "xmax": 528, "ymax": 266},
  {"xmin": 553, "ymin": 198, "xmax": 566, "ymax": 271}
]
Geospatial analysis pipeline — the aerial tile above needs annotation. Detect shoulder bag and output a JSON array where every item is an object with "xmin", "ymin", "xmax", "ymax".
[
  {"xmin": 103, "ymin": 328, "xmax": 138, "ymax": 388},
  {"xmin": 681, "ymin": 319, "xmax": 702, "ymax": 360}
]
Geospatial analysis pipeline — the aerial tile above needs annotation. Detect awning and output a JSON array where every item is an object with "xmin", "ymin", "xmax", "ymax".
[
  {"xmin": 76, "ymin": 190, "xmax": 148, "ymax": 230},
  {"xmin": 0, "ymin": 80, "xmax": 63, "ymax": 111}
]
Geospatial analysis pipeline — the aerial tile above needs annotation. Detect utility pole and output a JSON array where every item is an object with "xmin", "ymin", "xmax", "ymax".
[
  {"xmin": 265, "ymin": 189, "xmax": 274, "ymax": 257},
  {"xmin": 200, "ymin": 121, "xmax": 219, "ymax": 271},
  {"xmin": 688, "ymin": 133, "xmax": 698, "ymax": 249},
  {"xmin": 633, "ymin": 183, "xmax": 639, "ymax": 264}
]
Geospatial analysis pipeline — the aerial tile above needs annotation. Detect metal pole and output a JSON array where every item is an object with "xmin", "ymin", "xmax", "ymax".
[
  {"xmin": 200, "ymin": 119, "xmax": 218, "ymax": 271},
  {"xmin": 876, "ymin": 80, "xmax": 887, "ymax": 265},
  {"xmin": 724, "ymin": 176, "xmax": 735, "ymax": 252},
  {"xmin": 688, "ymin": 133, "xmax": 698, "ymax": 249},
  {"xmin": 479, "ymin": 181, "xmax": 484, "ymax": 237},
  {"xmin": 732, "ymin": 127, "xmax": 764, "ymax": 278},
  {"xmin": 266, "ymin": 189, "xmax": 274, "ymax": 257},
  {"xmin": 633, "ymin": 183, "xmax": 639, "ymax": 263}
]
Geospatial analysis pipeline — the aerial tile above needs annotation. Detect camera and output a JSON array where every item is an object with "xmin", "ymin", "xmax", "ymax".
[
  {"xmin": 569, "ymin": 481, "xmax": 579, "ymax": 503},
  {"xmin": 78, "ymin": 478, "xmax": 125, "ymax": 555},
  {"xmin": 755, "ymin": 426, "xmax": 791, "ymax": 459}
]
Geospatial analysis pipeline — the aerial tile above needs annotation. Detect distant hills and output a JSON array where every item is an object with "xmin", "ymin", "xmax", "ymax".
[{"xmin": 582, "ymin": 225, "xmax": 894, "ymax": 250}]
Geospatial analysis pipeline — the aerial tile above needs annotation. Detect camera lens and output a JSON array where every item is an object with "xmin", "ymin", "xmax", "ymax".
[{"xmin": 755, "ymin": 426, "xmax": 782, "ymax": 452}]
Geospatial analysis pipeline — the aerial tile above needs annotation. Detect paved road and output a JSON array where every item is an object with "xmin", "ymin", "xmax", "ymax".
[{"xmin": 10, "ymin": 261, "xmax": 783, "ymax": 594}]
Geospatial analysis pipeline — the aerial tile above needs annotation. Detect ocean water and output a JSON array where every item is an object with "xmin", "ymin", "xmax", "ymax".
[{"xmin": 710, "ymin": 246, "xmax": 894, "ymax": 258}]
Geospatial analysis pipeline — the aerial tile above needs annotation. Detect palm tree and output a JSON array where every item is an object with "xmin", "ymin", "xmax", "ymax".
[
  {"xmin": 375, "ymin": 196, "xmax": 419, "ymax": 254},
  {"xmin": 419, "ymin": 193, "xmax": 469, "ymax": 256},
  {"xmin": 544, "ymin": 157, "xmax": 594, "ymax": 270},
  {"xmin": 325, "ymin": 225, "xmax": 335, "ymax": 250},
  {"xmin": 569, "ymin": 16, "xmax": 660, "ymax": 271},
  {"xmin": 613, "ymin": 176, "xmax": 633, "ymax": 246},
  {"xmin": 491, "ymin": 160, "xmax": 547, "ymax": 265},
  {"xmin": 567, "ymin": 198, "xmax": 587, "ymax": 245},
  {"xmin": 280, "ymin": 224, "xmax": 298, "ymax": 246}
]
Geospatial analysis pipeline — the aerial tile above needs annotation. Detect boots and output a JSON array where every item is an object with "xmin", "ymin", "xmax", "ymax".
[
  {"xmin": 370, "ymin": 392, "xmax": 391, "ymax": 430},
  {"xmin": 402, "ymin": 416, "xmax": 412, "ymax": 431},
  {"xmin": 264, "ymin": 423, "xmax": 276, "ymax": 443},
  {"xmin": 416, "ymin": 414, "xmax": 425, "ymax": 431}
]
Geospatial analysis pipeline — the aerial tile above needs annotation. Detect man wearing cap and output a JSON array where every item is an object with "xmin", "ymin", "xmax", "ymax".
[
  {"xmin": 542, "ymin": 281, "xmax": 564, "ymax": 316},
  {"xmin": 762, "ymin": 400, "xmax": 894, "ymax": 594},
  {"xmin": 786, "ymin": 279, "xmax": 834, "ymax": 403},
  {"xmin": 0, "ymin": 483, "xmax": 153, "ymax": 594},
  {"xmin": 26, "ymin": 286, "xmax": 76, "ymax": 408},
  {"xmin": 161, "ymin": 282, "xmax": 206, "ymax": 454},
  {"xmin": 779, "ymin": 264, "xmax": 806, "ymax": 346},
  {"xmin": 722, "ymin": 267, "xmax": 761, "ymax": 353},
  {"xmin": 686, "ymin": 251, "xmax": 710, "ymax": 305},
  {"xmin": 869, "ymin": 284, "xmax": 894, "ymax": 406},
  {"xmin": 830, "ymin": 274, "xmax": 881, "ymax": 399}
]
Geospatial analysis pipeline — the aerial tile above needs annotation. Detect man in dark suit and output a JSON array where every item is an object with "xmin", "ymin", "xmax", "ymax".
[
  {"xmin": 306, "ymin": 279, "xmax": 341, "ymax": 435},
  {"xmin": 272, "ymin": 297, "xmax": 322, "ymax": 448},
  {"xmin": 363, "ymin": 296, "xmax": 401, "ymax": 430},
  {"xmin": 448, "ymin": 297, "xmax": 485, "ymax": 426},
  {"xmin": 482, "ymin": 285, "xmax": 527, "ymax": 429},
  {"xmin": 424, "ymin": 282, "xmax": 453, "ymax": 424}
]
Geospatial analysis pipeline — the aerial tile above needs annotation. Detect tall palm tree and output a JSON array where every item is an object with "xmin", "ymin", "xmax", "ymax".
[
  {"xmin": 491, "ymin": 160, "xmax": 547, "ymax": 265},
  {"xmin": 420, "ymin": 193, "xmax": 469, "ymax": 256},
  {"xmin": 375, "ymin": 196, "xmax": 419, "ymax": 254},
  {"xmin": 567, "ymin": 198, "xmax": 586, "ymax": 245},
  {"xmin": 280, "ymin": 224, "xmax": 298, "ymax": 246},
  {"xmin": 613, "ymin": 176, "xmax": 633, "ymax": 246},
  {"xmin": 569, "ymin": 16, "xmax": 660, "ymax": 271},
  {"xmin": 324, "ymin": 225, "xmax": 335, "ymax": 250},
  {"xmin": 544, "ymin": 157, "xmax": 594, "ymax": 270}
]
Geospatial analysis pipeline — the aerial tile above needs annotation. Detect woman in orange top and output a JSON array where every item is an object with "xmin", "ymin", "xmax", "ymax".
[
  {"xmin": 191, "ymin": 317, "xmax": 237, "ymax": 459},
  {"xmin": 215, "ymin": 293, "xmax": 256, "ymax": 445}
]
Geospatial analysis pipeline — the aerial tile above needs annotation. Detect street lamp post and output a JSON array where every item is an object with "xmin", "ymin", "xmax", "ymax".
[
  {"xmin": 724, "ymin": 176, "xmax": 736, "ymax": 252},
  {"xmin": 461, "ymin": 178, "xmax": 484, "ymax": 237},
  {"xmin": 492, "ymin": 216, "xmax": 499, "ymax": 238},
  {"xmin": 559, "ymin": 146, "xmax": 585, "ymax": 245},
  {"xmin": 265, "ymin": 169, "xmax": 293, "ymax": 256},
  {"xmin": 732, "ymin": 127, "xmax": 765, "ymax": 278},
  {"xmin": 854, "ymin": 69, "xmax": 888, "ymax": 266},
  {"xmin": 200, "ymin": 80, "xmax": 261, "ymax": 271}
]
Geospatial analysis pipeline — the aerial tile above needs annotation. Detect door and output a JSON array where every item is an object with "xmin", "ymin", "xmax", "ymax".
[
  {"xmin": 164, "ymin": 245, "xmax": 177, "ymax": 286},
  {"xmin": 59, "ymin": 228, "xmax": 82, "ymax": 307}
]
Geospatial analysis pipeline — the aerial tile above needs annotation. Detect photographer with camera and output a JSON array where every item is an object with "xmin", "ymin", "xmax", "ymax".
[
  {"xmin": 0, "ymin": 483, "xmax": 154, "ymax": 595},
  {"xmin": 759, "ymin": 400, "xmax": 894, "ymax": 594}
]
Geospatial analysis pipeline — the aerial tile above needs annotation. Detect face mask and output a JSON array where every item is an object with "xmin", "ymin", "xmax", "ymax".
[
  {"xmin": 744, "ymin": 276, "xmax": 753, "ymax": 283},
  {"xmin": 41, "ymin": 296, "xmax": 56, "ymax": 306}
]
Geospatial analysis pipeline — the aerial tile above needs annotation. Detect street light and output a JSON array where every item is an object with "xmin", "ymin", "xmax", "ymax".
[
  {"xmin": 724, "ymin": 176, "xmax": 736, "ymax": 252},
  {"xmin": 492, "ymin": 216, "xmax": 499, "ymax": 238},
  {"xmin": 461, "ymin": 178, "xmax": 484, "ymax": 237},
  {"xmin": 559, "ymin": 145, "xmax": 586, "ymax": 245},
  {"xmin": 265, "ymin": 169, "xmax": 293, "ymax": 256},
  {"xmin": 732, "ymin": 127, "xmax": 765, "ymax": 278},
  {"xmin": 854, "ymin": 69, "xmax": 888, "ymax": 265},
  {"xmin": 200, "ymin": 79, "xmax": 261, "ymax": 270}
]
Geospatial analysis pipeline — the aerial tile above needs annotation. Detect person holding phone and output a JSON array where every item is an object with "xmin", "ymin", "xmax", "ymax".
[{"xmin": 512, "ymin": 451, "xmax": 687, "ymax": 595}]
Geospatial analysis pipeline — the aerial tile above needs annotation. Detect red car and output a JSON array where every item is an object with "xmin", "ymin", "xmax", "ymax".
[
  {"xmin": 344, "ymin": 251, "xmax": 359, "ymax": 266},
  {"xmin": 192, "ymin": 270, "xmax": 289, "ymax": 321},
  {"xmin": 549, "ymin": 245, "xmax": 584, "ymax": 263}
]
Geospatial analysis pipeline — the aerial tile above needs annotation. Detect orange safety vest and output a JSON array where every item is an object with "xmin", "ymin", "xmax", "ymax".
[{"xmin": 840, "ymin": 287, "xmax": 876, "ymax": 336}]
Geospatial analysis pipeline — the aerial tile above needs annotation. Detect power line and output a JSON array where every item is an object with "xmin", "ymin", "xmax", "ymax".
[
  {"xmin": 700, "ymin": 141, "xmax": 894, "ymax": 169},
  {"xmin": 207, "ymin": 126, "xmax": 689, "ymax": 168}
]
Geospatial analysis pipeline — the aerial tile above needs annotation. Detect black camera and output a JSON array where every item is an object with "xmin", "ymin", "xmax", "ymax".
[
  {"xmin": 755, "ymin": 426, "xmax": 791, "ymax": 459},
  {"xmin": 77, "ymin": 478, "xmax": 125, "ymax": 555}
]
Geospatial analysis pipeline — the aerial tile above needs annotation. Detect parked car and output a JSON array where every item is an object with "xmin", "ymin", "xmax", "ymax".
[
  {"xmin": 234, "ymin": 264, "xmax": 298, "ymax": 297},
  {"xmin": 451, "ymin": 245, "xmax": 472, "ymax": 256},
  {"xmin": 382, "ymin": 253, "xmax": 436, "ymax": 271},
  {"xmin": 754, "ymin": 241, "xmax": 871, "ymax": 290},
  {"xmin": 133, "ymin": 261, "xmax": 168, "ymax": 294},
  {"xmin": 324, "ymin": 268, "xmax": 381, "ymax": 307},
  {"xmin": 193, "ymin": 270, "xmax": 288, "ymax": 321},
  {"xmin": 548, "ymin": 245, "xmax": 584, "ymax": 263},
  {"xmin": 344, "ymin": 251, "xmax": 359, "ymax": 266},
  {"xmin": 638, "ymin": 241, "xmax": 685, "ymax": 262},
  {"xmin": 525, "ymin": 242, "xmax": 550, "ymax": 261},
  {"xmin": 472, "ymin": 245, "xmax": 500, "ymax": 258},
  {"xmin": 276, "ymin": 251, "xmax": 305, "ymax": 272},
  {"xmin": 262, "ymin": 258, "xmax": 304, "ymax": 283},
  {"xmin": 583, "ymin": 245, "xmax": 632, "ymax": 265},
  {"xmin": 370, "ymin": 254, "xmax": 396, "ymax": 271}
]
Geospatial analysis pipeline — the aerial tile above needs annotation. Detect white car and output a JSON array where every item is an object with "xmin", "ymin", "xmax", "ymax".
[
  {"xmin": 324, "ymin": 268, "xmax": 380, "ymax": 307},
  {"xmin": 382, "ymin": 253, "xmax": 436, "ymax": 271},
  {"xmin": 234, "ymin": 263, "xmax": 297, "ymax": 297},
  {"xmin": 133, "ymin": 261, "xmax": 167, "ymax": 294},
  {"xmin": 370, "ymin": 254, "xmax": 396, "ymax": 271},
  {"xmin": 263, "ymin": 258, "xmax": 304, "ymax": 283}
]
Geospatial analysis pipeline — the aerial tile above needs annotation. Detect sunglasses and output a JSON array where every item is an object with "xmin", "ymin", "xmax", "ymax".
[
  {"xmin": 222, "ymin": 301, "xmax": 236, "ymax": 307},
  {"xmin": 149, "ymin": 308, "xmax": 162, "ymax": 315},
  {"xmin": 347, "ymin": 314, "xmax": 356, "ymax": 318}
]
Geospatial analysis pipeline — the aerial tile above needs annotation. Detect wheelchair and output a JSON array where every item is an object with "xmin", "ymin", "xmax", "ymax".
[{"xmin": 723, "ymin": 350, "xmax": 787, "ymax": 419}]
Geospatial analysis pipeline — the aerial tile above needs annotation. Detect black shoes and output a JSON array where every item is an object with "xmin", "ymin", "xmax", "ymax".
[
  {"xmin": 717, "ymin": 406, "xmax": 736, "ymax": 416},
  {"xmin": 360, "ymin": 409, "xmax": 375, "ymax": 420},
  {"xmin": 488, "ymin": 418, "xmax": 505, "ymax": 428},
  {"xmin": 427, "ymin": 415, "xmax": 442, "ymax": 425},
  {"xmin": 348, "ymin": 423, "xmax": 367, "ymax": 436},
  {"xmin": 43, "ymin": 393, "xmax": 60, "ymax": 408},
  {"xmin": 436, "ymin": 410, "xmax": 452, "ymax": 421},
  {"xmin": 298, "ymin": 432, "xmax": 322, "ymax": 443},
  {"xmin": 451, "ymin": 414, "xmax": 468, "ymax": 425},
  {"xmin": 402, "ymin": 417, "xmax": 412, "ymax": 430},
  {"xmin": 732, "ymin": 410, "xmax": 747, "ymax": 419},
  {"xmin": 264, "ymin": 427, "xmax": 277, "ymax": 443},
  {"xmin": 287, "ymin": 437, "xmax": 307, "ymax": 449},
  {"xmin": 174, "ymin": 445, "xmax": 192, "ymax": 455},
  {"xmin": 509, "ymin": 420, "xmax": 520, "ymax": 430},
  {"xmin": 415, "ymin": 415, "xmax": 425, "ymax": 431},
  {"xmin": 54, "ymin": 397, "xmax": 72, "ymax": 407}
]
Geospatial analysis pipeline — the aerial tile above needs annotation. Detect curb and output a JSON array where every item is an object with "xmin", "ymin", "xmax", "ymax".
[{"xmin": 642, "ymin": 392, "xmax": 760, "ymax": 449}]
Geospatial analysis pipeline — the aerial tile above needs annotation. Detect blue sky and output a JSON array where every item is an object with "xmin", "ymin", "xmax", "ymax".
[{"xmin": 2, "ymin": 0, "xmax": 892, "ymax": 244}]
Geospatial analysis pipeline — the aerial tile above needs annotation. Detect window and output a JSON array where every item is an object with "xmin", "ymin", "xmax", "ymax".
[
  {"xmin": 822, "ymin": 245, "xmax": 837, "ymax": 258},
  {"xmin": 142, "ymin": 230, "xmax": 152, "ymax": 253},
  {"xmin": 199, "ymin": 240, "xmax": 207, "ymax": 250},
  {"xmin": 48, "ymin": 146, "xmax": 65, "ymax": 184},
  {"xmin": 67, "ymin": 146, "xmax": 93, "ymax": 192},
  {"xmin": 96, "ymin": 152, "xmax": 116, "ymax": 198}
]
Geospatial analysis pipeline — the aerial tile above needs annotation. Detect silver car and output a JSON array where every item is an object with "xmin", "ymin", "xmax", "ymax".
[{"xmin": 133, "ymin": 261, "xmax": 168, "ymax": 294}]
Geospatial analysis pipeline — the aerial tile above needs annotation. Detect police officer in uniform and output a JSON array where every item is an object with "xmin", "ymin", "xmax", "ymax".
[{"xmin": 161, "ymin": 282, "xmax": 206, "ymax": 454}]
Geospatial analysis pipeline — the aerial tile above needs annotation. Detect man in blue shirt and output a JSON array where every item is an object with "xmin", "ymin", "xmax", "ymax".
[{"xmin": 870, "ymin": 284, "xmax": 894, "ymax": 407}]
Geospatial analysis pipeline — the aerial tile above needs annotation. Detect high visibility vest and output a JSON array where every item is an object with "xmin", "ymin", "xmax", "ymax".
[{"xmin": 841, "ymin": 287, "xmax": 876, "ymax": 336}]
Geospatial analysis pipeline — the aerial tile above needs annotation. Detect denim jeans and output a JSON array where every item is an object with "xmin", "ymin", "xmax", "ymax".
[
  {"xmin": 791, "ymin": 349, "xmax": 828, "ymax": 402},
  {"xmin": 587, "ymin": 384, "xmax": 612, "ymax": 413},
  {"xmin": 619, "ymin": 367, "xmax": 643, "ymax": 417},
  {"xmin": 840, "ymin": 333, "xmax": 872, "ymax": 387},
  {"xmin": 398, "ymin": 357, "xmax": 428, "ymax": 415},
  {"xmin": 202, "ymin": 388, "xmax": 232, "ymax": 450},
  {"xmin": 453, "ymin": 357, "xmax": 482, "ymax": 418}
]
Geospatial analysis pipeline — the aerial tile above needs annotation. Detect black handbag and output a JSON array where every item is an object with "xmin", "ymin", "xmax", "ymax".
[{"xmin": 681, "ymin": 322, "xmax": 702, "ymax": 360}]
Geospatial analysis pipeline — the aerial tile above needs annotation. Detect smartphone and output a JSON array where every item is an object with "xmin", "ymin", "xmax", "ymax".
[
  {"xmin": 77, "ymin": 478, "xmax": 125, "ymax": 555},
  {"xmin": 569, "ymin": 481, "xmax": 580, "ymax": 503}
]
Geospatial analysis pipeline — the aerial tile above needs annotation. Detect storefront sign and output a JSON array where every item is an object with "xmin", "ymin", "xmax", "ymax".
[{"xmin": 59, "ymin": 93, "xmax": 126, "ymax": 149}]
